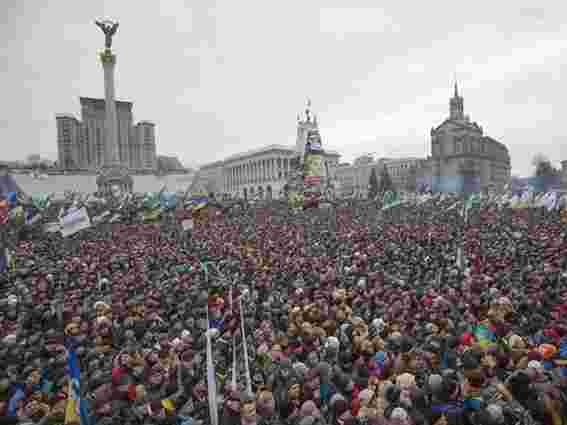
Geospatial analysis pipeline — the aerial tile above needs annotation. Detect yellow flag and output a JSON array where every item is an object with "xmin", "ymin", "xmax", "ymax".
[{"xmin": 65, "ymin": 381, "xmax": 80, "ymax": 424}]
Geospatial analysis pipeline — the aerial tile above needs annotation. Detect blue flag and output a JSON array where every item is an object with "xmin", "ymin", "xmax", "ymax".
[
  {"xmin": 160, "ymin": 192, "xmax": 177, "ymax": 210},
  {"xmin": 65, "ymin": 347, "xmax": 93, "ymax": 425},
  {"xmin": 0, "ymin": 249, "xmax": 7, "ymax": 273},
  {"xmin": 7, "ymin": 384, "xmax": 25, "ymax": 416}
]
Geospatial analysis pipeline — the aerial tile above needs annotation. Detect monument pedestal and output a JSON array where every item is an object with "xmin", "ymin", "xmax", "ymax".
[{"xmin": 96, "ymin": 165, "xmax": 133, "ymax": 195}]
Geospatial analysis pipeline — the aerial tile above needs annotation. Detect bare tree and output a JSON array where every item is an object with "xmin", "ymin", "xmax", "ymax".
[
  {"xmin": 405, "ymin": 166, "xmax": 418, "ymax": 192},
  {"xmin": 531, "ymin": 153, "xmax": 560, "ymax": 192}
]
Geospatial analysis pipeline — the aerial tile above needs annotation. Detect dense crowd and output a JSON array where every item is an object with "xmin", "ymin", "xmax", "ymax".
[{"xmin": 0, "ymin": 193, "xmax": 566, "ymax": 425}]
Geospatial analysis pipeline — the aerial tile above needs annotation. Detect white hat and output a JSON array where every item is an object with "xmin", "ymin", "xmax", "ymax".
[
  {"xmin": 3, "ymin": 334, "xmax": 17, "ymax": 344},
  {"xmin": 94, "ymin": 301, "xmax": 110, "ymax": 310},
  {"xmin": 527, "ymin": 360, "xmax": 543, "ymax": 370}
]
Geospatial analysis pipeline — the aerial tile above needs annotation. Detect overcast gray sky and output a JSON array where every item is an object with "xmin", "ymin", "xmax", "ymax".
[{"xmin": 1, "ymin": 1, "xmax": 566, "ymax": 176}]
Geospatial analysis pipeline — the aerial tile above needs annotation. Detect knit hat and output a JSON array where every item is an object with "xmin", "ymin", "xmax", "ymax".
[{"xmin": 427, "ymin": 374, "xmax": 444, "ymax": 396}]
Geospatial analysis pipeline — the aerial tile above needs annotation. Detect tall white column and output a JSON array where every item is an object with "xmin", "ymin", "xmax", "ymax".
[
  {"xmin": 261, "ymin": 160, "xmax": 264, "ymax": 183},
  {"xmin": 100, "ymin": 51, "xmax": 120, "ymax": 167}
]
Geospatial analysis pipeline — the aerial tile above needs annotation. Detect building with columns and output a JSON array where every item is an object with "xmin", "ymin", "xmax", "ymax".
[
  {"xmin": 191, "ymin": 102, "xmax": 340, "ymax": 199},
  {"xmin": 192, "ymin": 145, "xmax": 340, "ymax": 200}
]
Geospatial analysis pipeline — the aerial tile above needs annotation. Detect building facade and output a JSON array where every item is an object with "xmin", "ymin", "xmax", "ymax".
[
  {"xmin": 562, "ymin": 160, "xmax": 567, "ymax": 190},
  {"xmin": 56, "ymin": 114, "xmax": 82, "ymax": 170},
  {"xmin": 157, "ymin": 155, "xmax": 185, "ymax": 172},
  {"xmin": 55, "ymin": 97, "xmax": 157, "ymax": 171},
  {"xmin": 427, "ymin": 84, "xmax": 511, "ymax": 192},
  {"xmin": 191, "ymin": 103, "xmax": 340, "ymax": 199},
  {"xmin": 192, "ymin": 145, "xmax": 340, "ymax": 200},
  {"xmin": 334, "ymin": 157, "xmax": 427, "ymax": 197},
  {"xmin": 133, "ymin": 121, "xmax": 157, "ymax": 170}
]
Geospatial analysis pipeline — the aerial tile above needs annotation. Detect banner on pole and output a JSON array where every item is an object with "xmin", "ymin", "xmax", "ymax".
[{"xmin": 60, "ymin": 207, "xmax": 91, "ymax": 238}]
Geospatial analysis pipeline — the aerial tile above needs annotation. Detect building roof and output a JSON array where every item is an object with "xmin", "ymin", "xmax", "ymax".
[
  {"xmin": 197, "ymin": 143, "xmax": 340, "ymax": 170},
  {"xmin": 481, "ymin": 136, "xmax": 509, "ymax": 152},
  {"xmin": 79, "ymin": 97, "xmax": 133, "ymax": 109},
  {"xmin": 224, "ymin": 144, "xmax": 296, "ymax": 162},
  {"xmin": 433, "ymin": 117, "xmax": 482, "ymax": 134},
  {"xmin": 55, "ymin": 113, "xmax": 78, "ymax": 120}
]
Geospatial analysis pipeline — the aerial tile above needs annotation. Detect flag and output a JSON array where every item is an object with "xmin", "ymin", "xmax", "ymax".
[
  {"xmin": 0, "ymin": 199, "xmax": 8, "ymax": 225},
  {"xmin": 9, "ymin": 206, "xmax": 24, "ymax": 225},
  {"xmin": 60, "ymin": 208, "xmax": 91, "ymax": 238},
  {"xmin": 31, "ymin": 194, "xmax": 50, "ymax": 210},
  {"xmin": 473, "ymin": 324, "xmax": 496, "ymax": 349},
  {"xmin": 0, "ymin": 248, "xmax": 7, "ymax": 273},
  {"xmin": 7, "ymin": 384, "xmax": 25, "ymax": 416},
  {"xmin": 142, "ymin": 192, "xmax": 161, "ymax": 210},
  {"xmin": 6, "ymin": 192, "xmax": 17, "ymax": 207},
  {"xmin": 143, "ymin": 207, "xmax": 162, "ymax": 223},
  {"xmin": 540, "ymin": 192, "xmax": 558, "ymax": 211},
  {"xmin": 65, "ymin": 347, "xmax": 92, "ymax": 425},
  {"xmin": 159, "ymin": 192, "xmax": 177, "ymax": 210},
  {"xmin": 26, "ymin": 207, "xmax": 45, "ymax": 226},
  {"xmin": 6, "ymin": 248, "xmax": 14, "ymax": 272},
  {"xmin": 464, "ymin": 193, "xmax": 481, "ymax": 211},
  {"xmin": 382, "ymin": 191, "xmax": 403, "ymax": 210}
]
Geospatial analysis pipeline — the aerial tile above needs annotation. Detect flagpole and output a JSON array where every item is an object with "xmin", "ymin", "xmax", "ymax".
[
  {"xmin": 228, "ymin": 284, "xmax": 237, "ymax": 388},
  {"xmin": 239, "ymin": 296, "xmax": 252, "ymax": 395},
  {"xmin": 206, "ymin": 304, "xmax": 219, "ymax": 425}
]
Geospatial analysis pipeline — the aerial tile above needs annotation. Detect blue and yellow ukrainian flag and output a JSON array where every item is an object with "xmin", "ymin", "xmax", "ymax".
[{"xmin": 65, "ymin": 347, "xmax": 92, "ymax": 425}]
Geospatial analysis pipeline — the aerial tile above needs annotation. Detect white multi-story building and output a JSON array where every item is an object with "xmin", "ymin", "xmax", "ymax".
[{"xmin": 193, "ymin": 144, "xmax": 340, "ymax": 200}]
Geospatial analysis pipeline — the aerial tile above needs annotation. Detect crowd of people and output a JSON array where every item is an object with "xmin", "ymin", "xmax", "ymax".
[{"xmin": 0, "ymin": 191, "xmax": 566, "ymax": 425}]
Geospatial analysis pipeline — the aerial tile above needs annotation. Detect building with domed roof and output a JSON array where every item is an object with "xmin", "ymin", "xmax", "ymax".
[{"xmin": 426, "ymin": 83, "xmax": 511, "ymax": 192}]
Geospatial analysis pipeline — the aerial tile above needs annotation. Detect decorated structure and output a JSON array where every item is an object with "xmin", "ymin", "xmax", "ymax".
[
  {"xmin": 286, "ymin": 100, "xmax": 335, "ymax": 207},
  {"xmin": 192, "ymin": 101, "xmax": 340, "ymax": 200}
]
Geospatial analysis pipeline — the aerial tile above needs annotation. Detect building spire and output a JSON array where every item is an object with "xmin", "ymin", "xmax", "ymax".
[
  {"xmin": 305, "ymin": 98, "xmax": 312, "ymax": 122},
  {"xmin": 449, "ymin": 76, "xmax": 464, "ymax": 120},
  {"xmin": 453, "ymin": 72, "xmax": 460, "ymax": 98}
]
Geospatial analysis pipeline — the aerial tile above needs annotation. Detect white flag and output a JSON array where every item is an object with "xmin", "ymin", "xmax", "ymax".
[{"xmin": 60, "ymin": 207, "xmax": 91, "ymax": 237}]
